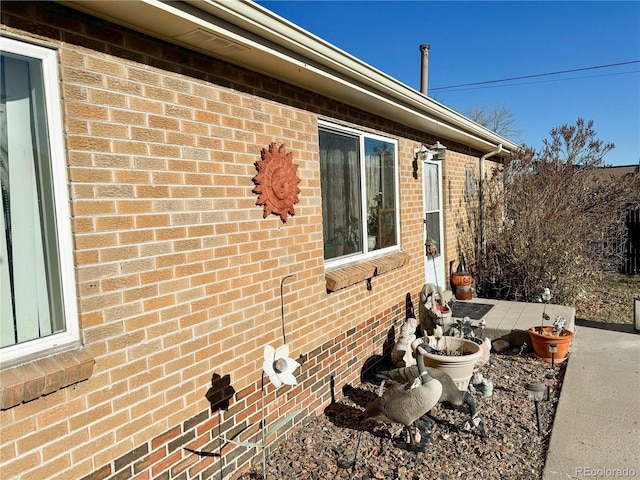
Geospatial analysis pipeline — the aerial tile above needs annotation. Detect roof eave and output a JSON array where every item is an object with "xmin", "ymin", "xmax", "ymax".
[{"xmin": 59, "ymin": 0, "xmax": 519, "ymax": 154}]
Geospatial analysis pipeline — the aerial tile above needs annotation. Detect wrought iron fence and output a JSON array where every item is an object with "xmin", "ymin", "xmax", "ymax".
[{"xmin": 623, "ymin": 208, "xmax": 640, "ymax": 274}]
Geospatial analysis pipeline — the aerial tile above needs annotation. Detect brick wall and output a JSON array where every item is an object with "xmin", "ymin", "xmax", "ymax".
[
  {"xmin": 65, "ymin": 303, "xmax": 404, "ymax": 480},
  {"xmin": 0, "ymin": 3, "xmax": 487, "ymax": 479},
  {"xmin": 443, "ymin": 152, "xmax": 503, "ymax": 282}
]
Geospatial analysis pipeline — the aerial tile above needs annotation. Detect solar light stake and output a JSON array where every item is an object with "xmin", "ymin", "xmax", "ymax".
[
  {"xmin": 545, "ymin": 373, "xmax": 554, "ymax": 401},
  {"xmin": 549, "ymin": 343, "xmax": 558, "ymax": 368},
  {"xmin": 525, "ymin": 382, "xmax": 546, "ymax": 435}
]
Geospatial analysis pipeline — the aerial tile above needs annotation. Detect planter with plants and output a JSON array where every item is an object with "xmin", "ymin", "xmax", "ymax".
[
  {"xmin": 529, "ymin": 317, "xmax": 573, "ymax": 364},
  {"xmin": 411, "ymin": 325, "xmax": 482, "ymax": 391},
  {"xmin": 528, "ymin": 289, "xmax": 574, "ymax": 363}
]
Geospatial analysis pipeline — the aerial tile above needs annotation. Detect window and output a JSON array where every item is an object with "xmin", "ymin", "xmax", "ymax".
[
  {"xmin": 319, "ymin": 121, "xmax": 399, "ymax": 263},
  {"xmin": 0, "ymin": 37, "xmax": 78, "ymax": 365}
]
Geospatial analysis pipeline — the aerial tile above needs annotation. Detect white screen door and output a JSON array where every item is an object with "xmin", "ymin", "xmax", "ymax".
[{"xmin": 423, "ymin": 160, "xmax": 445, "ymax": 288}]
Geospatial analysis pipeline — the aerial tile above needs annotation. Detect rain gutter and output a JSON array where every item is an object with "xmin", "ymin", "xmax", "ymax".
[{"xmin": 59, "ymin": 0, "xmax": 518, "ymax": 155}]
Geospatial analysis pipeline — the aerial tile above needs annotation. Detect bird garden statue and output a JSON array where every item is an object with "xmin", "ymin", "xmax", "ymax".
[
  {"xmin": 362, "ymin": 344, "xmax": 443, "ymax": 452},
  {"xmin": 376, "ymin": 355, "xmax": 487, "ymax": 439},
  {"xmin": 391, "ymin": 317, "xmax": 418, "ymax": 368}
]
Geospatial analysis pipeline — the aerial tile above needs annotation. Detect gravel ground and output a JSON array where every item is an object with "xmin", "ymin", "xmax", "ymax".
[{"xmin": 236, "ymin": 350, "xmax": 567, "ymax": 480}]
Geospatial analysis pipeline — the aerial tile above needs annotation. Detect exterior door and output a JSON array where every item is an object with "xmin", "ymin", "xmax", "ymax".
[{"xmin": 423, "ymin": 160, "xmax": 445, "ymax": 288}]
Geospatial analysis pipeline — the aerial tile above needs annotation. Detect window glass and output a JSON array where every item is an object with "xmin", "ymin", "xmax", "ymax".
[
  {"xmin": 366, "ymin": 138, "xmax": 396, "ymax": 250},
  {"xmin": 1, "ymin": 38, "xmax": 77, "ymax": 362},
  {"xmin": 319, "ymin": 129, "xmax": 363, "ymax": 259},
  {"xmin": 424, "ymin": 163, "xmax": 441, "ymax": 256},
  {"xmin": 319, "ymin": 123, "xmax": 398, "ymax": 262}
]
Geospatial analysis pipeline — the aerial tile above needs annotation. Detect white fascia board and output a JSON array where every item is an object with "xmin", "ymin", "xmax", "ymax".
[
  {"xmin": 187, "ymin": 0, "xmax": 517, "ymax": 153},
  {"xmin": 59, "ymin": 0, "xmax": 517, "ymax": 154}
]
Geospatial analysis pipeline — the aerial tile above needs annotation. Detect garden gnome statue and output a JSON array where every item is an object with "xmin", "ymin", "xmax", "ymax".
[{"xmin": 391, "ymin": 317, "xmax": 418, "ymax": 367}]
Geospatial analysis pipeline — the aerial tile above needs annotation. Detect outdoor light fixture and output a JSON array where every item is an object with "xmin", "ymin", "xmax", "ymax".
[
  {"xmin": 549, "ymin": 343, "xmax": 558, "ymax": 368},
  {"xmin": 429, "ymin": 141, "xmax": 447, "ymax": 160},
  {"xmin": 413, "ymin": 144, "xmax": 429, "ymax": 161},
  {"xmin": 412, "ymin": 141, "xmax": 448, "ymax": 178},
  {"xmin": 525, "ymin": 382, "xmax": 546, "ymax": 435},
  {"xmin": 545, "ymin": 372, "xmax": 555, "ymax": 401},
  {"xmin": 413, "ymin": 141, "xmax": 447, "ymax": 162}
]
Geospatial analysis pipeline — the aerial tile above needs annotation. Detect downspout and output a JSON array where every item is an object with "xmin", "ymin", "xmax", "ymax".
[{"xmin": 479, "ymin": 144, "xmax": 503, "ymax": 262}]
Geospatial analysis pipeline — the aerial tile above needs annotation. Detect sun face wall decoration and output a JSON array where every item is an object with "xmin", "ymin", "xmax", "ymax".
[{"xmin": 252, "ymin": 142, "xmax": 301, "ymax": 223}]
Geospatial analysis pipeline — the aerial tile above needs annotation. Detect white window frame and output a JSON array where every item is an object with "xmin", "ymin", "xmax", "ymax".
[
  {"xmin": 319, "ymin": 120, "xmax": 400, "ymax": 268},
  {"xmin": 0, "ymin": 37, "xmax": 79, "ymax": 367}
]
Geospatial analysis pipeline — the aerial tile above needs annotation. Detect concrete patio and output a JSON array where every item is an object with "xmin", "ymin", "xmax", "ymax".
[{"xmin": 449, "ymin": 296, "xmax": 576, "ymax": 342}]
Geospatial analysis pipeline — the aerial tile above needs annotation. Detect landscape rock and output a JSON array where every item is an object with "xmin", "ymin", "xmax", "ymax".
[
  {"xmin": 236, "ymin": 351, "xmax": 567, "ymax": 480},
  {"xmin": 492, "ymin": 338, "xmax": 511, "ymax": 353}
]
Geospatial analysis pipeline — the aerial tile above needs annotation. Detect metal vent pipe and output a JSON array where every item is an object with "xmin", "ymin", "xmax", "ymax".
[{"xmin": 420, "ymin": 43, "xmax": 430, "ymax": 95}]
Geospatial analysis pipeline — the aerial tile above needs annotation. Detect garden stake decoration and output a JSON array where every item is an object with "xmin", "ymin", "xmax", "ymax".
[
  {"xmin": 541, "ymin": 288, "xmax": 552, "ymax": 326},
  {"xmin": 433, "ymin": 324, "xmax": 444, "ymax": 351},
  {"xmin": 212, "ymin": 275, "xmax": 303, "ymax": 480},
  {"xmin": 424, "ymin": 238, "xmax": 453, "ymax": 339},
  {"xmin": 262, "ymin": 344, "xmax": 299, "ymax": 389}
]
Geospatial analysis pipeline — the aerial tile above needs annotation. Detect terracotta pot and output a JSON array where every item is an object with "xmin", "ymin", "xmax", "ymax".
[
  {"xmin": 455, "ymin": 285, "xmax": 473, "ymax": 301},
  {"xmin": 414, "ymin": 336, "xmax": 482, "ymax": 391},
  {"xmin": 528, "ymin": 326, "xmax": 574, "ymax": 363}
]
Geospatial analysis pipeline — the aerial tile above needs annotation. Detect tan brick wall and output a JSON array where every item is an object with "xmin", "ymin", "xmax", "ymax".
[
  {"xmin": 443, "ymin": 153, "xmax": 503, "ymax": 283},
  {"xmin": 1, "ymin": 3, "xmax": 487, "ymax": 479},
  {"xmin": 443, "ymin": 151, "xmax": 479, "ymax": 272}
]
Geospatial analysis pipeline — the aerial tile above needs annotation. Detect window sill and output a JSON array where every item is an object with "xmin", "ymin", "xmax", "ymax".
[
  {"xmin": 325, "ymin": 251, "xmax": 410, "ymax": 292},
  {"xmin": 0, "ymin": 348, "xmax": 95, "ymax": 410}
]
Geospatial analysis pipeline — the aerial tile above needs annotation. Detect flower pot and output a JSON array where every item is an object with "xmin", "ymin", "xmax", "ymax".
[
  {"xmin": 528, "ymin": 326, "xmax": 574, "ymax": 363},
  {"xmin": 415, "ymin": 336, "xmax": 482, "ymax": 391}
]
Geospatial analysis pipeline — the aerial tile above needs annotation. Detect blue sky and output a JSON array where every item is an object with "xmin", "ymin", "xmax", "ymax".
[{"xmin": 257, "ymin": 1, "xmax": 640, "ymax": 166}]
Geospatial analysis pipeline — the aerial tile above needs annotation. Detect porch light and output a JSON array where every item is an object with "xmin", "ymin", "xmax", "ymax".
[
  {"xmin": 413, "ymin": 141, "xmax": 447, "ymax": 177},
  {"xmin": 413, "ymin": 142, "xmax": 447, "ymax": 162},
  {"xmin": 429, "ymin": 141, "xmax": 447, "ymax": 160}
]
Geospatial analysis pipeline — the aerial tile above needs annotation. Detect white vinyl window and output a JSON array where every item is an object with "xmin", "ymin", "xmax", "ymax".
[
  {"xmin": 319, "ymin": 121, "xmax": 399, "ymax": 264},
  {"xmin": 0, "ymin": 37, "xmax": 78, "ymax": 366}
]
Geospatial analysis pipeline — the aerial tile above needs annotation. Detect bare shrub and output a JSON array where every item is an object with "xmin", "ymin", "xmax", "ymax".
[{"xmin": 458, "ymin": 118, "xmax": 640, "ymax": 304}]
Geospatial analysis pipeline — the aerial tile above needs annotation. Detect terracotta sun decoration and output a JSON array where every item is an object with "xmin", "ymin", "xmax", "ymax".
[{"xmin": 253, "ymin": 142, "xmax": 301, "ymax": 223}]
